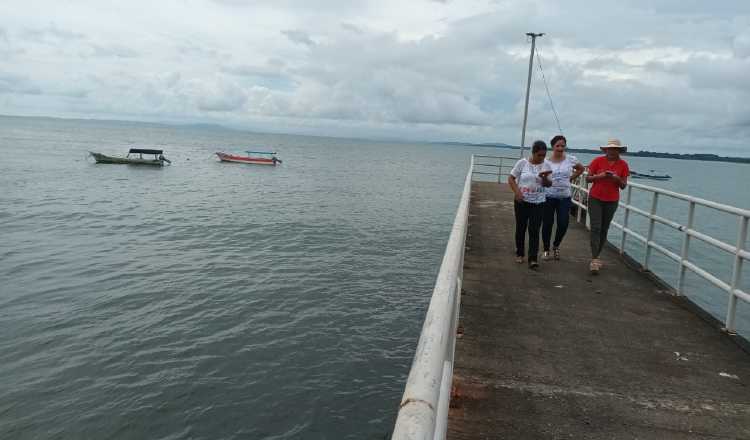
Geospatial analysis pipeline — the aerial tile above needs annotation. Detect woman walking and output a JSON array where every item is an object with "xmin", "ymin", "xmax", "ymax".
[
  {"xmin": 542, "ymin": 135, "xmax": 584, "ymax": 260},
  {"xmin": 508, "ymin": 140, "xmax": 552, "ymax": 269},
  {"xmin": 586, "ymin": 138, "xmax": 630, "ymax": 273}
]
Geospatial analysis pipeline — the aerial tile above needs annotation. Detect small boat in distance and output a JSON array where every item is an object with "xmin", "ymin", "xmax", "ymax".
[
  {"xmin": 631, "ymin": 170, "xmax": 671, "ymax": 181},
  {"xmin": 216, "ymin": 150, "xmax": 282, "ymax": 166},
  {"xmin": 90, "ymin": 149, "xmax": 171, "ymax": 166}
]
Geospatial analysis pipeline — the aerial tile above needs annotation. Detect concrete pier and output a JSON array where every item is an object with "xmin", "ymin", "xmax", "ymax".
[{"xmin": 448, "ymin": 182, "xmax": 750, "ymax": 439}]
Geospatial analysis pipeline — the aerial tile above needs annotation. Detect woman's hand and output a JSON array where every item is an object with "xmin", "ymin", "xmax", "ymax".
[
  {"xmin": 508, "ymin": 175, "xmax": 523, "ymax": 201},
  {"xmin": 570, "ymin": 163, "xmax": 585, "ymax": 181},
  {"xmin": 539, "ymin": 170, "xmax": 553, "ymax": 187},
  {"xmin": 587, "ymin": 171, "xmax": 607, "ymax": 182},
  {"xmin": 609, "ymin": 174, "xmax": 627, "ymax": 188},
  {"xmin": 603, "ymin": 171, "xmax": 619, "ymax": 182}
]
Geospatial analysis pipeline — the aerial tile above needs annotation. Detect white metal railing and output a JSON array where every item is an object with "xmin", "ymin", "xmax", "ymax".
[
  {"xmin": 569, "ymin": 173, "xmax": 750, "ymax": 334},
  {"xmin": 471, "ymin": 153, "xmax": 520, "ymax": 182},
  {"xmin": 470, "ymin": 155, "xmax": 749, "ymax": 333},
  {"xmin": 391, "ymin": 157, "xmax": 474, "ymax": 440},
  {"xmin": 394, "ymin": 156, "xmax": 749, "ymax": 438}
]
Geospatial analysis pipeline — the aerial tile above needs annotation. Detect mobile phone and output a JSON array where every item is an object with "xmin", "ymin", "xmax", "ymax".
[{"xmin": 605, "ymin": 170, "xmax": 614, "ymax": 175}]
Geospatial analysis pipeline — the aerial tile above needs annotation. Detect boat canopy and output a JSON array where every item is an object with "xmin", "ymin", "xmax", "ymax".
[
  {"xmin": 245, "ymin": 150, "xmax": 276, "ymax": 155},
  {"xmin": 129, "ymin": 148, "xmax": 163, "ymax": 155}
]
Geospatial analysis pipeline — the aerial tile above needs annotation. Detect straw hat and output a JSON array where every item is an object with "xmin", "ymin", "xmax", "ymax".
[{"xmin": 600, "ymin": 138, "xmax": 627, "ymax": 152}]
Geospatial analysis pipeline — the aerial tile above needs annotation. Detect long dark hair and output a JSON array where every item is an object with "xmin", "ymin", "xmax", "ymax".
[
  {"xmin": 531, "ymin": 140, "xmax": 547, "ymax": 154},
  {"xmin": 550, "ymin": 135, "xmax": 566, "ymax": 148}
]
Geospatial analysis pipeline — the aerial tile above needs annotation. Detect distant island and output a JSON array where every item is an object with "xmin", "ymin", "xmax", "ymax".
[{"xmin": 442, "ymin": 142, "xmax": 750, "ymax": 164}]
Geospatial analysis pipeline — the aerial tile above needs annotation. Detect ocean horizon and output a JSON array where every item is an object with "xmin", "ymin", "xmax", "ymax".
[{"xmin": 1, "ymin": 115, "xmax": 748, "ymax": 439}]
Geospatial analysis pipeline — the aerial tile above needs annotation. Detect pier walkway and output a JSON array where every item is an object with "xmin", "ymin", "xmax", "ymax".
[{"xmin": 447, "ymin": 182, "xmax": 750, "ymax": 439}]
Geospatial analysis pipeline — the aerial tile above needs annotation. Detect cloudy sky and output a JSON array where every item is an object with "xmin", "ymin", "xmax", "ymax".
[{"xmin": 1, "ymin": 0, "xmax": 749, "ymax": 155}]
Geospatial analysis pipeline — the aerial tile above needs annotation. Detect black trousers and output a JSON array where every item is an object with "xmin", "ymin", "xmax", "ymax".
[
  {"xmin": 588, "ymin": 197, "xmax": 619, "ymax": 258},
  {"xmin": 514, "ymin": 200, "xmax": 545, "ymax": 261}
]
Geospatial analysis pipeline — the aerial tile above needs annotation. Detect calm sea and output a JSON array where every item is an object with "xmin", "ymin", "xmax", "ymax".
[{"xmin": 1, "ymin": 115, "xmax": 748, "ymax": 439}]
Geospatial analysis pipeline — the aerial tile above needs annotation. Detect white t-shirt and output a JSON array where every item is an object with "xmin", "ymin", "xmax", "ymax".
[
  {"xmin": 544, "ymin": 155, "xmax": 580, "ymax": 199},
  {"xmin": 510, "ymin": 159, "xmax": 552, "ymax": 204}
]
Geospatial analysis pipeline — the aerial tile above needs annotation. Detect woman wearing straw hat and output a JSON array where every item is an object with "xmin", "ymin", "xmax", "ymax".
[
  {"xmin": 586, "ymin": 138, "xmax": 630, "ymax": 274},
  {"xmin": 508, "ymin": 140, "xmax": 553, "ymax": 269}
]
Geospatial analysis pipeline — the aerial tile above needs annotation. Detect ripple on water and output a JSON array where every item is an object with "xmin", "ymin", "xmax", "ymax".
[{"xmin": 1, "ymin": 119, "xmax": 470, "ymax": 439}]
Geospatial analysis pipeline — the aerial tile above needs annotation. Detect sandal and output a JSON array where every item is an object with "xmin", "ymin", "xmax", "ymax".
[{"xmin": 589, "ymin": 259, "xmax": 600, "ymax": 274}]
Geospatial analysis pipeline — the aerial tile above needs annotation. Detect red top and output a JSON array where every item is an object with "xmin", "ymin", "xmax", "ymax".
[{"xmin": 588, "ymin": 156, "xmax": 630, "ymax": 202}]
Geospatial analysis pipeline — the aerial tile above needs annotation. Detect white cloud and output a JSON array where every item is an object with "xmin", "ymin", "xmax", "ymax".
[
  {"xmin": 0, "ymin": 0, "xmax": 748, "ymax": 154},
  {"xmin": 734, "ymin": 32, "xmax": 750, "ymax": 58},
  {"xmin": 282, "ymin": 29, "xmax": 316, "ymax": 47},
  {"xmin": 0, "ymin": 72, "xmax": 41, "ymax": 95}
]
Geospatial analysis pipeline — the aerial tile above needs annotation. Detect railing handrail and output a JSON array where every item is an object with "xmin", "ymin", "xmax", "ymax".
[
  {"xmin": 473, "ymin": 153, "xmax": 522, "ymax": 159},
  {"xmin": 475, "ymin": 155, "xmax": 750, "ymax": 216},
  {"xmin": 470, "ymin": 154, "xmax": 519, "ymax": 184},
  {"xmin": 626, "ymin": 181, "xmax": 750, "ymax": 218},
  {"xmin": 470, "ymin": 157, "xmax": 748, "ymax": 334},
  {"xmin": 568, "ymin": 173, "xmax": 749, "ymax": 334},
  {"xmin": 392, "ymin": 157, "xmax": 474, "ymax": 440},
  {"xmin": 394, "ymin": 156, "xmax": 748, "ymax": 439}
]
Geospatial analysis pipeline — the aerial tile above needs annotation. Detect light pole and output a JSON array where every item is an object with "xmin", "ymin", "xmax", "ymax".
[{"xmin": 519, "ymin": 32, "xmax": 543, "ymax": 158}]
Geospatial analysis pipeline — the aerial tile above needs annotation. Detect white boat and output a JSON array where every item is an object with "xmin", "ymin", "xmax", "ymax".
[{"xmin": 90, "ymin": 149, "xmax": 171, "ymax": 166}]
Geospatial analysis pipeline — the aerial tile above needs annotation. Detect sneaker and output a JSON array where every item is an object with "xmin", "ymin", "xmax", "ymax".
[
  {"xmin": 553, "ymin": 248, "xmax": 560, "ymax": 260},
  {"xmin": 515, "ymin": 256, "xmax": 524, "ymax": 264},
  {"xmin": 542, "ymin": 251, "xmax": 551, "ymax": 261},
  {"xmin": 529, "ymin": 260, "xmax": 539, "ymax": 269}
]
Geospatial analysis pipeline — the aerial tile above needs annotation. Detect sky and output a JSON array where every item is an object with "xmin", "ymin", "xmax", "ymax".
[{"xmin": 1, "ymin": 0, "xmax": 749, "ymax": 155}]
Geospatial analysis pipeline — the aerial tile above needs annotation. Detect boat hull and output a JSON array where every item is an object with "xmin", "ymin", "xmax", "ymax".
[
  {"xmin": 90, "ymin": 152, "xmax": 165, "ymax": 166},
  {"xmin": 215, "ymin": 152, "xmax": 277, "ymax": 165},
  {"xmin": 631, "ymin": 172, "xmax": 671, "ymax": 181}
]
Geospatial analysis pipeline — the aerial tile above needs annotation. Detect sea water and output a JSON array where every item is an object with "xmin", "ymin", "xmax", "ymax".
[{"xmin": 1, "ymin": 115, "xmax": 748, "ymax": 439}]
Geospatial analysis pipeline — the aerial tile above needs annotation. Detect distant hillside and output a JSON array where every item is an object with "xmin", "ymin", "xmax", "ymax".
[
  {"xmin": 441, "ymin": 141, "xmax": 516, "ymax": 148},
  {"xmin": 440, "ymin": 141, "xmax": 750, "ymax": 164},
  {"xmin": 568, "ymin": 148, "xmax": 750, "ymax": 164}
]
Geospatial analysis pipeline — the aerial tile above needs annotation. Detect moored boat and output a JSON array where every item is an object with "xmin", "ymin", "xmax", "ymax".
[
  {"xmin": 216, "ymin": 151, "xmax": 282, "ymax": 165},
  {"xmin": 631, "ymin": 170, "xmax": 671, "ymax": 180},
  {"xmin": 90, "ymin": 149, "xmax": 171, "ymax": 166}
]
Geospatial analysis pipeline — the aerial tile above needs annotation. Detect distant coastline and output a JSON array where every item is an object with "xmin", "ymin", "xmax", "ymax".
[
  {"xmin": 2, "ymin": 113, "xmax": 748, "ymax": 163},
  {"xmin": 442, "ymin": 142, "xmax": 750, "ymax": 164}
]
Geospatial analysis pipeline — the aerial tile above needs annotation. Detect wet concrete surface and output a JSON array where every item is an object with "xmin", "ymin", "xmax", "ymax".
[{"xmin": 448, "ymin": 182, "xmax": 750, "ymax": 439}]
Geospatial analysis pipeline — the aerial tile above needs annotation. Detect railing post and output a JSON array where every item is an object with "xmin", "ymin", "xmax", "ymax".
[
  {"xmin": 433, "ymin": 277, "xmax": 461, "ymax": 440},
  {"xmin": 725, "ymin": 215, "xmax": 748, "ymax": 334},
  {"xmin": 619, "ymin": 186, "xmax": 632, "ymax": 253},
  {"xmin": 574, "ymin": 174, "xmax": 586, "ymax": 224},
  {"xmin": 584, "ymin": 178, "xmax": 591, "ymax": 230},
  {"xmin": 677, "ymin": 202, "xmax": 696, "ymax": 296},
  {"xmin": 644, "ymin": 192, "xmax": 659, "ymax": 270}
]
